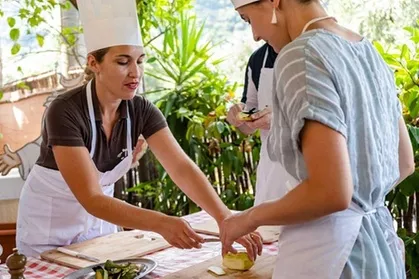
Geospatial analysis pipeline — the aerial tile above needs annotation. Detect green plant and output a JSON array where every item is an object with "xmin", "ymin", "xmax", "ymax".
[
  {"xmin": 128, "ymin": 13, "xmax": 260, "ymax": 216},
  {"xmin": 375, "ymin": 20, "xmax": 419, "ymax": 278}
]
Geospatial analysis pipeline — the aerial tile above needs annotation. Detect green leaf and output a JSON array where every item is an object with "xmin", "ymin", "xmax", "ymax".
[
  {"xmin": 28, "ymin": 16, "xmax": 39, "ymax": 27},
  {"xmin": 17, "ymin": 66, "xmax": 23, "ymax": 74},
  {"xmin": 411, "ymin": 265, "xmax": 419, "ymax": 279},
  {"xmin": 400, "ymin": 174, "xmax": 419, "ymax": 200},
  {"xmin": 11, "ymin": 43, "xmax": 21, "ymax": 55},
  {"xmin": 215, "ymin": 105, "xmax": 225, "ymax": 117},
  {"xmin": 252, "ymin": 145, "xmax": 260, "ymax": 162},
  {"xmin": 398, "ymin": 228, "xmax": 407, "ymax": 239},
  {"xmin": 18, "ymin": 8, "xmax": 30, "ymax": 19},
  {"xmin": 147, "ymin": 57, "xmax": 157, "ymax": 63},
  {"xmin": 399, "ymin": 176, "xmax": 417, "ymax": 196},
  {"xmin": 193, "ymin": 124, "xmax": 205, "ymax": 139},
  {"xmin": 222, "ymin": 157, "xmax": 232, "ymax": 178},
  {"xmin": 145, "ymin": 71, "xmax": 172, "ymax": 83},
  {"xmin": 156, "ymin": 59, "xmax": 178, "ymax": 82},
  {"xmin": 9, "ymin": 28, "xmax": 20, "ymax": 41},
  {"xmin": 216, "ymin": 122, "xmax": 224, "ymax": 134},
  {"xmin": 60, "ymin": 1, "xmax": 72, "ymax": 10},
  {"xmin": 180, "ymin": 61, "xmax": 206, "ymax": 83},
  {"xmin": 394, "ymin": 192, "xmax": 408, "ymax": 211},
  {"xmin": 7, "ymin": 17, "xmax": 16, "ymax": 28},
  {"xmin": 36, "ymin": 34, "xmax": 44, "ymax": 47},
  {"xmin": 401, "ymin": 44, "xmax": 410, "ymax": 62},
  {"xmin": 177, "ymin": 107, "xmax": 189, "ymax": 115},
  {"xmin": 164, "ymin": 95, "xmax": 176, "ymax": 117},
  {"xmin": 409, "ymin": 97, "xmax": 419, "ymax": 119},
  {"xmin": 0, "ymin": 90, "xmax": 3, "ymax": 100},
  {"xmin": 407, "ymin": 125, "xmax": 419, "ymax": 152},
  {"xmin": 373, "ymin": 41, "xmax": 385, "ymax": 55}
]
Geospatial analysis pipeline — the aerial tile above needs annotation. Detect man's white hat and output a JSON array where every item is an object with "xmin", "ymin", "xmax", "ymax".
[
  {"xmin": 77, "ymin": 0, "xmax": 143, "ymax": 53},
  {"xmin": 231, "ymin": 0, "xmax": 259, "ymax": 9}
]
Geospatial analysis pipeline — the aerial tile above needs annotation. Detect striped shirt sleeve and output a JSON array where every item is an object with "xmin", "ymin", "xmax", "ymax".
[{"xmin": 276, "ymin": 42, "xmax": 347, "ymax": 148}]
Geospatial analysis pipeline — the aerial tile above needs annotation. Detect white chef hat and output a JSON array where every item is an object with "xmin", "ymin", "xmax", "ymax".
[
  {"xmin": 77, "ymin": 0, "xmax": 143, "ymax": 53},
  {"xmin": 231, "ymin": 0, "xmax": 260, "ymax": 9}
]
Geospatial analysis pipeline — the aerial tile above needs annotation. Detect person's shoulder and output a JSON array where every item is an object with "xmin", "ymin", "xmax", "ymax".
[
  {"xmin": 275, "ymin": 32, "xmax": 326, "ymax": 72},
  {"xmin": 279, "ymin": 30, "xmax": 350, "ymax": 63},
  {"xmin": 55, "ymin": 84, "xmax": 85, "ymax": 102},
  {"xmin": 130, "ymin": 94, "xmax": 161, "ymax": 116},
  {"xmin": 47, "ymin": 85, "xmax": 85, "ymax": 116}
]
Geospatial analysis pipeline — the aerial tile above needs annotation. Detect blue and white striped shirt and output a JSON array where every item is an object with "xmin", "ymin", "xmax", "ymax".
[{"xmin": 268, "ymin": 29, "xmax": 404, "ymax": 278}]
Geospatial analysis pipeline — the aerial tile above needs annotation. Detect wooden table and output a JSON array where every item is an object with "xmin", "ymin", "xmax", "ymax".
[{"xmin": 0, "ymin": 211, "xmax": 279, "ymax": 278}]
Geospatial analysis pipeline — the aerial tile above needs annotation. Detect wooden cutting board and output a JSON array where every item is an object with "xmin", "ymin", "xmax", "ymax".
[
  {"xmin": 192, "ymin": 219, "xmax": 280, "ymax": 244},
  {"xmin": 163, "ymin": 254, "xmax": 276, "ymax": 278},
  {"xmin": 41, "ymin": 230, "xmax": 171, "ymax": 269}
]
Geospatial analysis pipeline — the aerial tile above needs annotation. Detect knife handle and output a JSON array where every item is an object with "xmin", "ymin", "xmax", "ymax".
[{"xmin": 57, "ymin": 247, "xmax": 78, "ymax": 257}]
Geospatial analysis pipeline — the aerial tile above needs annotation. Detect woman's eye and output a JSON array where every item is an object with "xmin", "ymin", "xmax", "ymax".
[
  {"xmin": 137, "ymin": 60, "xmax": 143, "ymax": 65},
  {"xmin": 117, "ymin": 61, "xmax": 128, "ymax": 65}
]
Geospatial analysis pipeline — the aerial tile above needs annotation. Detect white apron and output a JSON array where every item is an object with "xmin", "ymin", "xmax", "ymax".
[
  {"xmin": 271, "ymin": 16, "xmax": 404, "ymax": 278},
  {"xmin": 16, "ymin": 80, "xmax": 133, "ymax": 257},
  {"xmin": 254, "ymin": 49, "xmax": 297, "ymax": 206}
]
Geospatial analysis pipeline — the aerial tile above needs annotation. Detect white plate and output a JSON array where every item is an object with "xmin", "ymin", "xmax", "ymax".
[{"xmin": 63, "ymin": 258, "xmax": 157, "ymax": 279}]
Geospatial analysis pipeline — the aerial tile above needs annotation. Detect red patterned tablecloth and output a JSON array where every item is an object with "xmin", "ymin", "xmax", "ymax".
[{"xmin": 0, "ymin": 211, "xmax": 278, "ymax": 279}]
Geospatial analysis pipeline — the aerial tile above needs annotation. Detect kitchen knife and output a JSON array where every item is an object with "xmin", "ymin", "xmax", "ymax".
[{"xmin": 57, "ymin": 247, "xmax": 101, "ymax": 263}]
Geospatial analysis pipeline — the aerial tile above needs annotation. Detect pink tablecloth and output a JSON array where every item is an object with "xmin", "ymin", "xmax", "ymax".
[{"xmin": 0, "ymin": 211, "xmax": 278, "ymax": 278}]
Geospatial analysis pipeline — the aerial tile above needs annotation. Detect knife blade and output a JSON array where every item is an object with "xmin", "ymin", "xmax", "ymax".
[{"xmin": 57, "ymin": 247, "xmax": 101, "ymax": 263}]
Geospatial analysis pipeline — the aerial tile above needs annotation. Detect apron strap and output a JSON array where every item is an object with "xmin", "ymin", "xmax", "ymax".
[
  {"xmin": 86, "ymin": 80, "xmax": 97, "ymax": 159},
  {"xmin": 126, "ymin": 104, "xmax": 132, "ymax": 152},
  {"xmin": 262, "ymin": 48, "xmax": 269, "ymax": 68}
]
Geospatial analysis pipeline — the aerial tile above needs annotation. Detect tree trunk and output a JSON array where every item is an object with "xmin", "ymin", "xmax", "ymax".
[
  {"xmin": 405, "ymin": 195, "xmax": 415, "ymax": 234},
  {"xmin": 416, "ymin": 192, "xmax": 419, "ymax": 234},
  {"xmin": 60, "ymin": 3, "xmax": 84, "ymax": 72},
  {"xmin": 397, "ymin": 208, "xmax": 403, "ymax": 230}
]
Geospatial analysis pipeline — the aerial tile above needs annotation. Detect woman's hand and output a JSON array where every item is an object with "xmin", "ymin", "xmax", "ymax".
[
  {"xmin": 156, "ymin": 215, "xmax": 205, "ymax": 249},
  {"xmin": 219, "ymin": 211, "xmax": 263, "ymax": 261},
  {"xmin": 226, "ymin": 103, "xmax": 246, "ymax": 127},
  {"xmin": 247, "ymin": 107, "xmax": 272, "ymax": 130}
]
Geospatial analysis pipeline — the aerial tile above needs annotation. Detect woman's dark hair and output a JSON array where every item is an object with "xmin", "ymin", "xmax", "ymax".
[{"xmin": 84, "ymin": 47, "xmax": 110, "ymax": 83}]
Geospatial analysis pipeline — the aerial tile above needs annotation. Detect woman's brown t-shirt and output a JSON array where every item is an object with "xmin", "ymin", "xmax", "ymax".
[{"xmin": 36, "ymin": 81, "xmax": 167, "ymax": 172}]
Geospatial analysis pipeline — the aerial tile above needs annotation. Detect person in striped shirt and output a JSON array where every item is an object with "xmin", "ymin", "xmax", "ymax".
[{"xmin": 220, "ymin": 0, "xmax": 414, "ymax": 278}]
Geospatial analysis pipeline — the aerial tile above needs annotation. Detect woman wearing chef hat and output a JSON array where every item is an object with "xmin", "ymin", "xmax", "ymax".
[
  {"xmin": 220, "ymin": 0, "xmax": 414, "ymax": 278},
  {"xmin": 16, "ymin": 0, "xmax": 263, "ymax": 259}
]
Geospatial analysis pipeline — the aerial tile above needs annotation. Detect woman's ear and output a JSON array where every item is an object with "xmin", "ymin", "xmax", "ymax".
[{"xmin": 87, "ymin": 54, "xmax": 99, "ymax": 74}]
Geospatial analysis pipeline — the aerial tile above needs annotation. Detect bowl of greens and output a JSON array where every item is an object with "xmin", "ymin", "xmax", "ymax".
[{"xmin": 64, "ymin": 258, "xmax": 158, "ymax": 279}]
